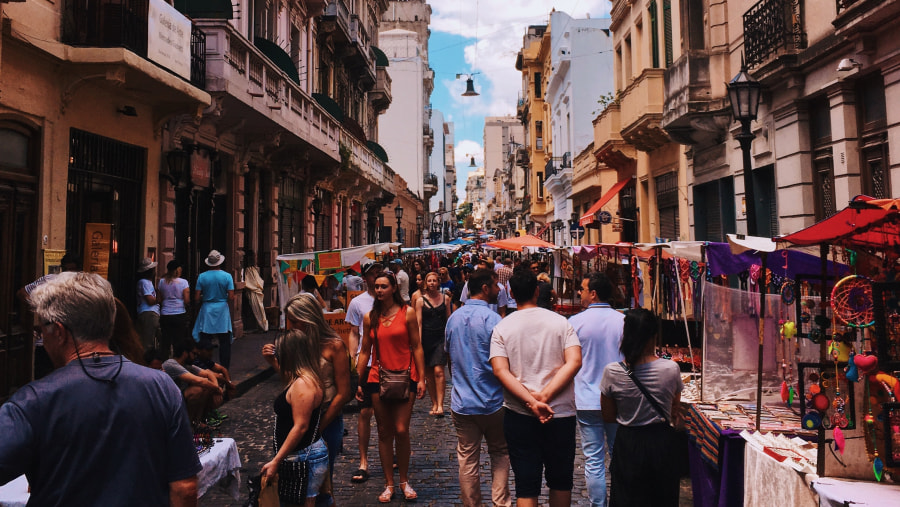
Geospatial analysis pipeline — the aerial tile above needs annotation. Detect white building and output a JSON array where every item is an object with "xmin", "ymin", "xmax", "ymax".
[
  {"xmin": 465, "ymin": 168, "xmax": 487, "ymax": 228},
  {"xmin": 543, "ymin": 11, "xmax": 615, "ymax": 244},
  {"xmin": 483, "ymin": 116, "xmax": 524, "ymax": 234}
]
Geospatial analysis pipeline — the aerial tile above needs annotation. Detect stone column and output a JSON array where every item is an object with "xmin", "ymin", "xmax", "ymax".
[{"xmin": 826, "ymin": 82, "xmax": 861, "ymax": 206}]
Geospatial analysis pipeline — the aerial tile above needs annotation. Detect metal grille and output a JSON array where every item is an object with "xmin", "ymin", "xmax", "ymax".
[
  {"xmin": 664, "ymin": 0, "xmax": 673, "ymax": 67},
  {"xmin": 656, "ymin": 172, "xmax": 679, "ymax": 241},
  {"xmin": 191, "ymin": 26, "xmax": 206, "ymax": 89},
  {"xmin": 279, "ymin": 178, "xmax": 305, "ymax": 254},
  {"xmin": 813, "ymin": 150, "xmax": 836, "ymax": 220},
  {"xmin": 743, "ymin": 0, "xmax": 803, "ymax": 67},
  {"xmin": 67, "ymin": 129, "xmax": 144, "ymax": 301},
  {"xmin": 63, "ymin": 0, "xmax": 149, "ymax": 56}
]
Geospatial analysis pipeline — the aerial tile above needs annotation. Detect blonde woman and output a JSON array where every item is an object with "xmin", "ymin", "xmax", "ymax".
[
  {"xmin": 263, "ymin": 293, "xmax": 351, "ymax": 506},
  {"xmin": 414, "ymin": 272, "xmax": 451, "ymax": 416},
  {"xmin": 261, "ymin": 329, "xmax": 328, "ymax": 507}
]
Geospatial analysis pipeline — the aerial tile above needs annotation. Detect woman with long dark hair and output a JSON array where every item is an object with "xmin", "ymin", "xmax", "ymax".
[
  {"xmin": 415, "ymin": 271, "xmax": 451, "ymax": 416},
  {"xmin": 261, "ymin": 329, "xmax": 329, "ymax": 507},
  {"xmin": 356, "ymin": 272, "xmax": 426, "ymax": 503},
  {"xmin": 264, "ymin": 293, "xmax": 352, "ymax": 506},
  {"xmin": 600, "ymin": 308, "xmax": 683, "ymax": 506}
]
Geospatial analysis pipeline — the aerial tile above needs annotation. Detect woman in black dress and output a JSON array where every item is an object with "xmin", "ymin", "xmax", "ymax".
[{"xmin": 415, "ymin": 271, "xmax": 452, "ymax": 416}]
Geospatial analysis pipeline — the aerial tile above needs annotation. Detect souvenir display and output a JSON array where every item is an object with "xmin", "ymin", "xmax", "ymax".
[{"xmin": 798, "ymin": 362, "xmax": 856, "ymax": 431}]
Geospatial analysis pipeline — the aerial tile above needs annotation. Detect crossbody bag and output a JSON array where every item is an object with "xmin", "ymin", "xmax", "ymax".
[{"xmin": 375, "ymin": 309, "xmax": 412, "ymax": 401}]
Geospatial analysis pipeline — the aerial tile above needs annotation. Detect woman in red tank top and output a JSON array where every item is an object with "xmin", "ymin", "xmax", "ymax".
[{"xmin": 356, "ymin": 271, "xmax": 426, "ymax": 503}]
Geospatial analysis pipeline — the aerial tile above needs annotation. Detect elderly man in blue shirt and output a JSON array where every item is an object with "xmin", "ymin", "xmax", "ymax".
[{"xmin": 445, "ymin": 268, "xmax": 511, "ymax": 507}]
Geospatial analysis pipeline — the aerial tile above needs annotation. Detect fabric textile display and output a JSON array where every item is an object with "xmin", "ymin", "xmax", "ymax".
[{"xmin": 243, "ymin": 266, "xmax": 268, "ymax": 332}]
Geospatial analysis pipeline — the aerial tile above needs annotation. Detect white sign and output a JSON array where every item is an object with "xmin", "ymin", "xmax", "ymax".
[{"xmin": 147, "ymin": 0, "xmax": 192, "ymax": 80}]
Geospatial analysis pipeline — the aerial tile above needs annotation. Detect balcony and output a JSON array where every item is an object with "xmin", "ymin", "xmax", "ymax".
[
  {"xmin": 619, "ymin": 68, "xmax": 670, "ymax": 152},
  {"xmin": 59, "ymin": 0, "xmax": 208, "ymax": 91},
  {"xmin": 516, "ymin": 91, "xmax": 528, "ymax": 122},
  {"xmin": 544, "ymin": 153, "xmax": 571, "ymax": 179},
  {"xmin": 742, "ymin": 0, "xmax": 806, "ymax": 70},
  {"xmin": 424, "ymin": 173, "xmax": 438, "ymax": 198},
  {"xmin": 321, "ymin": 0, "xmax": 352, "ymax": 43},
  {"xmin": 834, "ymin": 0, "xmax": 900, "ymax": 35},
  {"xmin": 198, "ymin": 20, "xmax": 388, "ymax": 191},
  {"xmin": 661, "ymin": 51, "xmax": 730, "ymax": 146},
  {"xmin": 593, "ymin": 104, "xmax": 636, "ymax": 171},
  {"xmin": 348, "ymin": 15, "xmax": 376, "ymax": 86},
  {"xmin": 370, "ymin": 67, "xmax": 392, "ymax": 112}
]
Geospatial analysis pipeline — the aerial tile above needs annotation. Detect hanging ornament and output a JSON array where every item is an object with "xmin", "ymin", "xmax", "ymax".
[
  {"xmin": 846, "ymin": 350, "xmax": 860, "ymax": 382},
  {"xmin": 834, "ymin": 426, "xmax": 845, "ymax": 455}
]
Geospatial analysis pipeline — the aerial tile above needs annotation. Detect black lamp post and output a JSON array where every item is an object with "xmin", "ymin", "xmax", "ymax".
[
  {"xmin": 394, "ymin": 203, "xmax": 404, "ymax": 242},
  {"xmin": 311, "ymin": 192, "xmax": 323, "ymax": 224},
  {"xmin": 416, "ymin": 215, "xmax": 423, "ymax": 243},
  {"xmin": 727, "ymin": 59, "xmax": 763, "ymax": 236}
]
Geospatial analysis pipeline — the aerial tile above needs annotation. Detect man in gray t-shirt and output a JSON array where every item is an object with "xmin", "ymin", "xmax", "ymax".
[{"xmin": 163, "ymin": 341, "xmax": 223, "ymax": 423}]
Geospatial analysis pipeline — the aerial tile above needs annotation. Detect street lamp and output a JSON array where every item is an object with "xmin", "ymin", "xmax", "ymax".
[
  {"xmin": 416, "ymin": 215, "xmax": 423, "ymax": 243},
  {"xmin": 727, "ymin": 58, "xmax": 763, "ymax": 236},
  {"xmin": 394, "ymin": 204, "xmax": 404, "ymax": 242}
]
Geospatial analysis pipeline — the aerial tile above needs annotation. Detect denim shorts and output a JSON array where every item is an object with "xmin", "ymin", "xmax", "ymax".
[{"xmin": 282, "ymin": 439, "xmax": 329, "ymax": 501}]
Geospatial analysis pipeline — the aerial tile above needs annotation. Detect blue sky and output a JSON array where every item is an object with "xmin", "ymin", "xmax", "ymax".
[{"xmin": 427, "ymin": 1, "xmax": 612, "ymax": 203}]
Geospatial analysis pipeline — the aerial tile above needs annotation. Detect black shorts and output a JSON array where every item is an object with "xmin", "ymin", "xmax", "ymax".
[{"xmin": 503, "ymin": 409, "xmax": 576, "ymax": 498}]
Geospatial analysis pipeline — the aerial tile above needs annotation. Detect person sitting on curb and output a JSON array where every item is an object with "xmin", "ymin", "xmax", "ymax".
[
  {"xmin": 162, "ymin": 339, "xmax": 224, "ymax": 425},
  {"xmin": 192, "ymin": 338, "xmax": 237, "ymax": 401}
]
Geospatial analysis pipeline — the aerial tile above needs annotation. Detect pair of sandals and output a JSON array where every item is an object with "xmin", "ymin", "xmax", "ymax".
[{"xmin": 378, "ymin": 482, "xmax": 417, "ymax": 503}]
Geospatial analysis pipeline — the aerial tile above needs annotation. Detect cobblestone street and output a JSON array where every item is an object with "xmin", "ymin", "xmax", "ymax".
[{"xmin": 200, "ymin": 373, "xmax": 692, "ymax": 506}]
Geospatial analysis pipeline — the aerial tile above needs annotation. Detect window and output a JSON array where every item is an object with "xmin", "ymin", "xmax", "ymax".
[
  {"xmin": 537, "ymin": 171, "xmax": 544, "ymax": 199},
  {"xmin": 857, "ymin": 75, "xmax": 890, "ymax": 198},
  {"xmin": 619, "ymin": 183, "xmax": 638, "ymax": 243},
  {"xmin": 534, "ymin": 72, "xmax": 542, "ymax": 98},
  {"xmin": 535, "ymin": 121, "xmax": 543, "ymax": 151},
  {"xmin": 663, "ymin": 0, "xmax": 673, "ymax": 67},
  {"xmin": 684, "ymin": 0, "xmax": 705, "ymax": 51},
  {"xmin": 649, "ymin": 1, "xmax": 659, "ymax": 68},
  {"xmin": 279, "ymin": 177, "xmax": 305, "ymax": 254},
  {"xmin": 808, "ymin": 97, "xmax": 835, "ymax": 220},
  {"xmin": 693, "ymin": 177, "xmax": 735, "ymax": 242},
  {"xmin": 656, "ymin": 172, "xmax": 679, "ymax": 241}
]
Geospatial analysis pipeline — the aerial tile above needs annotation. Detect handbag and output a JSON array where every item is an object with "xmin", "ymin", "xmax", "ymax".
[
  {"xmin": 273, "ymin": 407, "xmax": 322, "ymax": 504},
  {"xmin": 619, "ymin": 361, "xmax": 690, "ymax": 477},
  {"xmin": 374, "ymin": 310, "xmax": 412, "ymax": 401}
]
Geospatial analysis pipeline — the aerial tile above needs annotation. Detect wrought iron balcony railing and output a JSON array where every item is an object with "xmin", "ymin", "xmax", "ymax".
[
  {"xmin": 544, "ymin": 152, "xmax": 571, "ymax": 179},
  {"xmin": 742, "ymin": 0, "xmax": 804, "ymax": 68},
  {"xmin": 62, "ymin": 0, "xmax": 206, "ymax": 88}
]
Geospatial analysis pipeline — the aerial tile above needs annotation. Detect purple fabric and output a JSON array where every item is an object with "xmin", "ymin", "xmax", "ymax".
[
  {"xmin": 688, "ymin": 430, "xmax": 745, "ymax": 507},
  {"xmin": 705, "ymin": 243, "xmax": 849, "ymax": 278}
]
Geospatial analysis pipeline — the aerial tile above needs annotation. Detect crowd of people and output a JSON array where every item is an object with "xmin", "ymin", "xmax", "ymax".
[
  {"xmin": 261, "ymin": 251, "xmax": 685, "ymax": 507},
  {"xmin": 0, "ymin": 247, "xmax": 686, "ymax": 507}
]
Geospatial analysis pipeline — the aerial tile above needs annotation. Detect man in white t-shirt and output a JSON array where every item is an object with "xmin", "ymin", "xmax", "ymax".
[
  {"xmin": 344, "ymin": 261, "xmax": 382, "ymax": 483},
  {"xmin": 389, "ymin": 259, "xmax": 410, "ymax": 303},
  {"xmin": 490, "ymin": 270, "xmax": 582, "ymax": 507}
]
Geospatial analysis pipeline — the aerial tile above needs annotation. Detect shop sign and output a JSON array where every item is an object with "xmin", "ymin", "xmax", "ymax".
[
  {"xmin": 147, "ymin": 0, "xmax": 191, "ymax": 80},
  {"xmin": 42, "ymin": 249, "xmax": 67, "ymax": 276},
  {"xmin": 190, "ymin": 151, "xmax": 210, "ymax": 188},
  {"xmin": 83, "ymin": 223, "xmax": 112, "ymax": 279}
]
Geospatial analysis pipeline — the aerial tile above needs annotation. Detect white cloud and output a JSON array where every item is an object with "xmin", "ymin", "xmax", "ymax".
[{"xmin": 432, "ymin": 1, "xmax": 612, "ymax": 119}]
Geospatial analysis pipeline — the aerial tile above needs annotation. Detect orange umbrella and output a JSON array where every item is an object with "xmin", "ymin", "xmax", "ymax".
[{"xmin": 486, "ymin": 234, "xmax": 556, "ymax": 251}]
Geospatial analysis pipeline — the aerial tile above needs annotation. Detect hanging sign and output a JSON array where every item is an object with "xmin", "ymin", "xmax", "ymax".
[
  {"xmin": 598, "ymin": 211, "xmax": 613, "ymax": 224},
  {"xmin": 83, "ymin": 223, "xmax": 112, "ymax": 279}
]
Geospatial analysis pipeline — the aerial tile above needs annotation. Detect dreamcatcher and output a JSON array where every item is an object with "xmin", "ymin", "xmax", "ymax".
[{"xmin": 831, "ymin": 275, "xmax": 876, "ymax": 329}]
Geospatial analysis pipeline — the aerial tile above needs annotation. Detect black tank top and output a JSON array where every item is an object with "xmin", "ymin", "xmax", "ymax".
[
  {"xmin": 274, "ymin": 382, "xmax": 322, "ymax": 452},
  {"xmin": 421, "ymin": 296, "xmax": 447, "ymax": 333}
]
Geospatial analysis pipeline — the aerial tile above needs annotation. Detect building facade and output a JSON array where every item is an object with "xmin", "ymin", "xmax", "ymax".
[
  {"xmin": 483, "ymin": 116, "xmax": 524, "ymax": 236},
  {"xmin": 0, "ymin": 0, "xmax": 410, "ymax": 396}
]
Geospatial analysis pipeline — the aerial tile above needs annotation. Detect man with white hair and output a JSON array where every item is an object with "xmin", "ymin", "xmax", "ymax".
[{"xmin": 0, "ymin": 272, "xmax": 201, "ymax": 506}]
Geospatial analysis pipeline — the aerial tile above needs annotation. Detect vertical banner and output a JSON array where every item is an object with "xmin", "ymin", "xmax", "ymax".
[
  {"xmin": 83, "ymin": 223, "xmax": 112, "ymax": 279},
  {"xmin": 42, "ymin": 249, "xmax": 67, "ymax": 275}
]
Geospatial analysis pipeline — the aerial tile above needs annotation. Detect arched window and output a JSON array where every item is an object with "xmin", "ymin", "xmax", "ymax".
[{"xmin": 0, "ymin": 124, "xmax": 38, "ymax": 177}]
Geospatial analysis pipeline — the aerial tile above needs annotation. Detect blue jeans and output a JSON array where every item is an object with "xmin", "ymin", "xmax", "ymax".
[
  {"xmin": 315, "ymin": 416, "xmax": 343, "ymax": 507},
  {"xmin": 282, "ymin": 438, "xmax": 329, "ymax": 506},
  {"xmin": 577, "ymin": 410, "xmax": 619, "ymax": 507}
]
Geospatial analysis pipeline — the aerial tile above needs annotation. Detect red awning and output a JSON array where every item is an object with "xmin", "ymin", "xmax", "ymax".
[
  {"xmin": 579, "ymin": 177, "xmax": 632, "ymax": 226},
  {"xmin": 485, "ymin": 234, "xmax": 556, "ymax": 251},
  {"xmin": 777, "ymin": 196, "xmax": 900, "ymax": 249}
]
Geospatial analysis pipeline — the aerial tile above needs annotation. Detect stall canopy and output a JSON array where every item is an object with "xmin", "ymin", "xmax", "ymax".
[
  {"xmin": 579, "ymin": 177, "xmax": 633, "ymax": 226},
  {"xmin": 276, "ymin": 243, "xmax": 399, "ymax": 309},
  {"xmin": 447, "ymin": 238, "xmax": 474, "ymax": 246},
  {"xmin": 486, "ymin": 234, "xmax": 555, "ymax": 251},
  {"xmin": 777, "ymin": 196, "xmax": 900, "ymax": 249}
]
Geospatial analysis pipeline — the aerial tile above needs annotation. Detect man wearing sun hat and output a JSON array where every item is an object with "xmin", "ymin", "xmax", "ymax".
[{"xmin": 192, "ymin": 250, "xmax": 235, "ymax": 368}]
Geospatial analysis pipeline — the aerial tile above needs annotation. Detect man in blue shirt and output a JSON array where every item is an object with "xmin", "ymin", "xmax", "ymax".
[
  {"xmin": 445, "ymin": 268, "xmax": 510, "ymax": 507},
  {"xmin": 569, "ymin": 272, "xmax": 624, "ymax": 507}
]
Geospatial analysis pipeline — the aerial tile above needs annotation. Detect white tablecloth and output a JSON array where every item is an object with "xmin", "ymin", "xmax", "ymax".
[
  {"xmin": 198, "ymin": 438, "xmax": 242, "ymax": 500},
  {"xmin": 0, "ymin": 476, "xmax": 28, "ymax": 507},
  {"xmin": 743, "ymin": 444, "xmax": 819, "ymax": 507},
  {"xmin": 0, "ymin": 438, "xmax": 241, "ymax": 506},
  {"xmin": 812, "ymin": 477, "xmax": 900, "ymax": 507}
]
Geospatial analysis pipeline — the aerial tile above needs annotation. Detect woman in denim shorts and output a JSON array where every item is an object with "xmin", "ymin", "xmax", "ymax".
[{"xmin": 262, "ymin": 329, "xmax": 329, "ymax": 506}]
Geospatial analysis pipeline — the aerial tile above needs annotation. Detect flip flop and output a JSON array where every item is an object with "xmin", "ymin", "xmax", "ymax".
[{"xmin": 351, "ymin": 469, "xmax": 369, "ymax": 483}]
